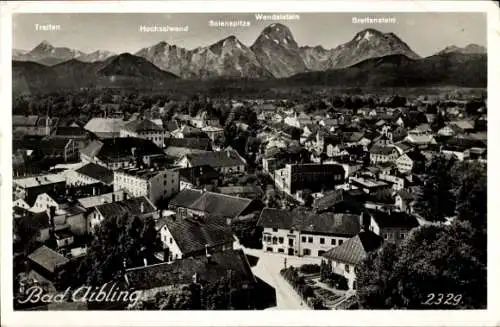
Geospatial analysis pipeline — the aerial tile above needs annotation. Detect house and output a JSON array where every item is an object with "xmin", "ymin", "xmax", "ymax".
[
  {"xmin": 362, "ymin": 210, "xmax": 420, "ymax": 243},
  {"xmin": 177, "ymin": 165, "xmax": 221, "ymax": 190},
  {"xmin": 158, "ymin": 215, "xmax": 234, "ymax": 262},
  {"xmin": 80, "ymin": 137, "xmax": 165, "ymax": 170},
  {"xmin": 257, "ymin": 208, "xmax": 360, "ymax": 257},
  {"xmin": 201, "ymin": 125, "xmax": 224, "ymax": 142},
  {"xmin": 87, "ymin": 196, "xmax": 159, "ymax": 234},
  {"xmin": 216, "ymin": 185, "xmax": 262, "ymax": 199},
  {"xmin": 70, "ymin": 162, "xmax": 114, "ymax": 186},
  {"xmin": 404, "ymin": 134, "xmax": 437, "ymax": 146},
  {"xmin": 322, "ymin": 231, "xmax": 383, "ymax": 290},
  {"xmin": 190, "ymin": 111, "xmax": 219, "ymax": 129},
  {"xmin": 163, "ymin": 138, "xmax": 212, "ymax": 161},
  {"xmin": 396, "ymin": 153, "xmax": 413, "ymax": 173},
  {"xmin": 113, "ymin": 168, "xmax": 179, "ymax": 205},
  {"xmin": 349, "ymin": 176, "xmax": 390, "ymax": 195},
  {"xmin": 37, "ymin": 137, "xmax": 80, "ymax": 162},
  {"xmin": 395, "ymin": 190, "xmax": 416, "ymax": 213},
  {"xmin": 83, "ymin": 118, "xmax": 126, "ymax": 139},
  {"xmin": 168, "ymin": 189, "xmax": 263, "ymax": 225},
  {"xmin": 369, "ymin": 145, "xmax": 399, "ymax": 164},
  {"xmin": 13, "ymin": 174, "xmax": 66, "ymax": 207},
  {"xmin": 123, "ymin": 250, "xmax": 256, "ymax": 305},
  {"xmin": 176, "ymin": 148, "xmax": 247, "ymax": 174},
  {"xmin": 171, "ymin": 125, "xmax": 206, "ymax": 139},
  {"xmin": 120, "ymin": 119, "xmax": 169, "ymax": 148},
  {"xmin": 76, "ymin": 190, "xmax": 127, "ymax": 211},
  {"xmin": 448, "ymin": 120, "xmax": 474, "ymax": 134},
  {"xmin": 27, "ymin": 245, "xmax": 70, "ymax": 281},
  {"xmin": 274, "ymin": 163, "xmax": 345, "ymax": 196}
]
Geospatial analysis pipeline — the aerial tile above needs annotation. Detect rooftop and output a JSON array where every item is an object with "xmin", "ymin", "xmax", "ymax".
[
  {"xmin": 95, "ymin": 196, "xmax": 157, "ymax": 221},
  {"xmin": 76, "ymin": 163, "xmax": 114, "ymax": 185},
  {"xmin": 28, "ymin": 245, "xmax": 70, "ymax": 274},
  {"xmin": 14, "ymin": 174, "xmax": 65, "ymax": 189},
  {"xmin": 122, "ymin": 119, "xmax": 163, "ymax": 133},
  {"xmin": 257, "ymin": 208, "xmax": 360, "ymax": 237},
  {"xmin": 184, "ymin": 149, "xmax": 246, "ymax": 169},
  {"xmin": 115, "ymin": 167, "xmax": 173, "ymax": 180},
  {"xmin": 125, "ymin": 249, "xmax": 255, "ymax": 290},
  {"xmin": 164, "ymin": 216, "xmax": 235, "ymax": 255},
  {"xmin": 322, "ymin": 231, "xmax": 383, "ymax": 266}
]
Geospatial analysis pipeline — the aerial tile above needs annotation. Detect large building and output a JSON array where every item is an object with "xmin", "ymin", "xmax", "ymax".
[
  {"xmin": 13, "ymin": 174, "xmax": 66, "ymax": 206},
  {"xmin": 257, "ymin": 208, "xmax": 360, "ymax": 257},
  {"xmin": 80, "ymin": 137, "xmax": 165, "ymax": 170},
  {"xmin": 176, "ymin": 148, "xmax": 247, "ymax": 174},
  {"xmin": 113, "ymin": 168, "xmax": 180, "ymax": 205},
  {"xmin": 120, "ymin": 119, "xmax": 169, "ymax": 148},
  {"xmin": 274, "ymin": 163, "xmax": 345, "ymax": 195}
]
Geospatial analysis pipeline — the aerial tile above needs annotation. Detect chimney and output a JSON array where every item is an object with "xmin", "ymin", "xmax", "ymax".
[
  {"xmin": 93, "ymin": 187, "xmax": 96, "ymax": 196},
  {"xmin": 143, "ymin": 258, "xmax": 148, "ymax": 267},
  {"xmin": 205, "ymin": 244, "xmax": 212, "ymax": 261},
  {"xmin": 192, "ymin": 273, "xmax": 199, "ymax": 284},
  {"xmin": 140, "ymin": 202, "xmax": 145, "ymax": 213}
]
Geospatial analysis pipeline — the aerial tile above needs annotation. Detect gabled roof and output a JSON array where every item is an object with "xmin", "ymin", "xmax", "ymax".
[
  {"xmin": 28, "ymin": 245, "xmax": 70, "ymax": 273},
  {"xmin": 368, "ymin": 210, "xmax": 420, "ymax": 229},
  {"xmin": 123, "ymin": 119, "xmax": 163, "ymax": 133},
  {"xmin": 125, "ymin": 249, "xmax": 255, "ymax": 290},
  {"xmin": 169, "ymin": 189, "xmax": 204, "ymax": 208},
  {"xmin": 84, "ymin": 118, "xmax": 125, "ymax": 133},
  {"xmin": 76, "ymin": 163, "xmax": 114, "ymax": 185},
  {"xmin": 164, "ymin": 138, "xmax": 211, "ymax": 150},
  {"xmin": 77, "ymin": 190, "xmax": 126, "ymax": 209},
  {"xmin": 370, "ymin": 145, "xmax": 396, "ymax": 155},
  {"xmin": 14, "ymin": 174, "xmax": 65, "ymax": 189},
  {"xmin": 184, "ymin": 150, "xmax": 246, "ymax": 169},
  {"xmin": 322, "ymin": 231, "xmax": 383, "ymax": 265},
  {"xmin": 257, "ymin": 208, "xmax": 360, "ymax": 237},
  {"xmin": 164, "ymin": 216, "xmax": 234, "ymax": 255},
  {"xmin": 95, "ymin": 196, "xmax": 156, "ymax": 221},
  {"xmin": 80, "ymin": 137, "xmax": 164, "ymax": 161}
]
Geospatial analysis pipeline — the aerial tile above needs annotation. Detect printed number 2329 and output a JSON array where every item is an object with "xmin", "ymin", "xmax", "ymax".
[{"xmin": 423, "ymin": 293, "xmax": 462, "ymax": 306}]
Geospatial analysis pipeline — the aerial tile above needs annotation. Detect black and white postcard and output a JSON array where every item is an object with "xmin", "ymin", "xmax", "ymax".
[{"xmin": 1, "ymin": 1, "xmax": 498, "ymax": 326}]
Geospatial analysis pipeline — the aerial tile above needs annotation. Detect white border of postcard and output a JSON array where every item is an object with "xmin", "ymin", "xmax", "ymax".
[{"xmin": 1, "ymin": 1, "xmax": 499, "ymax": 326}]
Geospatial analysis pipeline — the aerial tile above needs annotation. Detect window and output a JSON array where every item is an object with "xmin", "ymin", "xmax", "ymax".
[
  {"xmin": 308, "ymin": 237, "xmax": 313, "ymax": 243},
  {"xmin": 272, "ymin": 237, "xmax": 277, "ymax": 245},
  {"xmin": 339, "ymin": 240, "xmax": 343, "ymax": 245},
  {"xmin": 400, "ymin": 233, "xmax": 406, "ymax": 239},
  {"xmin": 278, "ymin": 249, "xmax": 285, "ymax": 253},
  {"xmin": 331, "ymin": 239, "xmax": 336, "ymax": 246},
  {"xmin": 302, "ymin": 236, "xmax": 306, "ymax": 243},
  {"xmin": 303, "ymin": 249, "xmax": 311, "ymax": 255},
  {"xmin": 345, "ymin": 264, "xmax": 350, "ymax": 273},
  {"xmin": 266, "ymin": 247, "xmax": 273, "ymax": 252},
  {"xmin": 272, "ymin": 228, "xmax": 278, "ymax": 232},
  {"xmin": 320, "ymin": 238, "xmax": 325, "ymax": 244},
  {"xmin": 278, "ymin": 237, "xmax": 284, "ymax": 244},
  {"xmin": 318, "ymin": 250, "xmax": 325, "ymax": 256},
  {"xmin": 288, "ymin": 239, "xmax": 294, "ymax": 246},
  {"xmin": 289, "ymin": 229, "xmax": 294, "ymax": 234},
  {"xmin": 169, "ymin": 238, "xmax": 173, "ymax": 244}
]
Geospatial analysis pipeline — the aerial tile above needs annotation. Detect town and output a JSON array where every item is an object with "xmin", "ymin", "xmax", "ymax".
[{"xmin": 12, "ymin": 89, "xmax": 487, "ymax": 310}]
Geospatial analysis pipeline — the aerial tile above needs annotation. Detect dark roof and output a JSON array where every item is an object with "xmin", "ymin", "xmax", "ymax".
[
  {"xmin": 28, "ymin": 246, "xmax": 70, "ymax": 273},
  {"xmin": 370, "ymin": 145, "xmax": 396, "ymax": 155},
  {"xmin": 54, "ymin": 126, "xmax": 88, "ymax": 137},
  {"xmin": 368, "ymin": 210, "xmax": 420, "ymax": 229},
  {"xmin": 322, "ymin": 231, "xmax": 383, "ymax": 265},
  {"xmin": 216, "ymin": 185, "xmax": 262, "ymax": 196},
  {"xmin": 163, "ymin": 120, "xmax": 179, "ymax": 132},
  {"xmin": 257, "ymin": 208, "xmax": 360, "ymax": 237},
  {"xmin": 81, "ymin": 137, "xmax": 164, "ymax": 161},
  {"xmin": 15, "ymin": 211, "xmax": 51, "ymax": 230},
  {"xmin": 169, "ymin": 189, "xmax": 255, "ymax": 219},
  {"xmin": 165, "ymin": 216, "xmax": 234, "ymax": 255},
  {"xmin": 13, "ymin": 115, "xmax": 39, "ymax": 126},
  {"xmin": 185, "ymin": 150, "xmax": 246, "ymax": 169},
  {"xmin": 125, "ymin": 249, "xmax": 255, "ymax": 290},
  {"xmin": 164, "ymin": 138, "xmax": 211, "ymax": 150},
  {"xmin": 397, "ymin": 189, "xmax": 415, "ymax": 201},
  {"xmin": 312, "ymin": 190, "xmax": 344, "ymax": 211},
  {"xmin": 95, "ymin": 196, "xmax": 156, "ymax": 221},
  {"xmin": 290, "ymin": 163, "xmax": 345, "ymax": 175},
  {"xmin": 169, "ymin": 189, "xmax": 204, "ymax": 208},
  {"xmin": 123, "ymin": 119, "xmax": 163, "ymax": 133},
  {"xmin": 177, "ymin": 165, "xmax": 220, "ymax": 184},
  {"xmin": 76, "ymin": 163, "xmax": 114, "ymax": 185}
]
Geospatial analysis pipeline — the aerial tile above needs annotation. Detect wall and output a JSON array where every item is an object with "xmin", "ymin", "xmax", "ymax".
[
  {"xmin": 331, "ymin": 260, "xmax": 357, "ymax": 290},
  {"xmin": 160, "ymin": 225, "xmax": 183, "ymax": 261}
]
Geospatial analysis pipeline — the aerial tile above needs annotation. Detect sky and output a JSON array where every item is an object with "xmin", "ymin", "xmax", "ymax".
[{"xmin": 12, "ymin": 12, "xmax": 487, "ymax": 57}]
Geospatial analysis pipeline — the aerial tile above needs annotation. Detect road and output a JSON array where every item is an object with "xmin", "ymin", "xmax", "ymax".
[{"xmin": 238, "ymin": 244, "xmax": 322, "ymax": 310}]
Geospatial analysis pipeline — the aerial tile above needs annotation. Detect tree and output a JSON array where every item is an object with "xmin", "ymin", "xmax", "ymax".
[
  {"xmin": 357, "ymin": 221, "xmax": 486, "ymax": 309},
  {"xmin": 74, "ymin": 213, "xmax": 154, "ymax": 286},
  {"xmin": 414, "ymin": 155, "xmax": 456, "ymax": 221},
  {"xmin": 451, "ymin": 161, "xmax": 487, "ymax": 231}
]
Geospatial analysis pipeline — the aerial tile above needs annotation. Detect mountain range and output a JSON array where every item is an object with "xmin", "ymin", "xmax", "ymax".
[{"xmin": 12, "ymin": 24, "xmax": 487, "ymax": 94}]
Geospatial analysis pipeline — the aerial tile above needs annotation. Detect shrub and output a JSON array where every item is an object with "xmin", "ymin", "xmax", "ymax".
[
  {"xmin": 299, "ymin": 264, "xmax": 321, "ymax": 274},
  {"xmin": 325, "ymin": 273, "xmax": 349, "ymax": 290}
]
